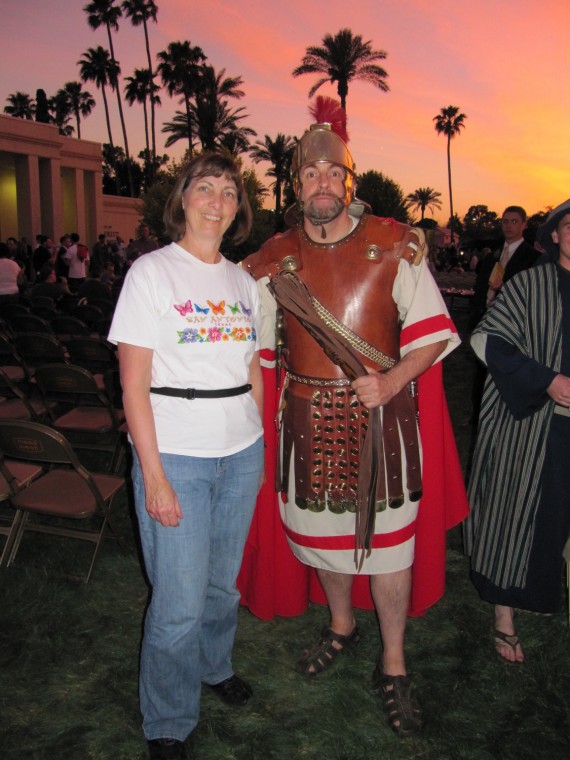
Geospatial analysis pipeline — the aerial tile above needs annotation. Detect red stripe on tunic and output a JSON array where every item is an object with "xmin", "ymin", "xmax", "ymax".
[
  {"xmin": 282, "ymin": 519, "xmax": 416, "ymax": 550},
  {"xmin": 400, "ymin": 314, "xmax": 456, "ymax": 347}
]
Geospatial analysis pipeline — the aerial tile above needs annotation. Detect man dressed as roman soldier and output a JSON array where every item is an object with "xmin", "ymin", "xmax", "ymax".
[{"xmin": 239, "ymin": 98, "xmax": 468, "ymax": 736}]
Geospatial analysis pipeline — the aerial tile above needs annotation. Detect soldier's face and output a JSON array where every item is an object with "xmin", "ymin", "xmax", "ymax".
[{"xmin": 299, "ymin": 162, "xmax": 346, "ymax": 224}]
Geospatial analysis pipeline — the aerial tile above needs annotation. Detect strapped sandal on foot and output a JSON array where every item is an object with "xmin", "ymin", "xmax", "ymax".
[
  {"xmin": 493, "ymin": 628, "xmax": 524, "ymax": 664},
  {"xmin": 372, "ymin": 664, "xmax": 422, "ymax": 737},
  {"xmin": 296, "ymin": 626, "xmax": 360, "ymax": 677}
]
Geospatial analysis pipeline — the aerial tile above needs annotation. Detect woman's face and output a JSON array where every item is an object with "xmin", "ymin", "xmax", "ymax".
[{"xmin": 182, "ymin": 173, "xmax": 239, "ymax": 241}]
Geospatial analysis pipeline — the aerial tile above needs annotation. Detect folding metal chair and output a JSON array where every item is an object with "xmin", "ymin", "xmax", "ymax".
[
  {"xmin": 51, "ymin": 315, "xmax": 89, "ymax": 340},
  {"xmin": 29, "ymin": 296, "xmax": 56, "ymax": 310},
  {"xmin": 13, "ymin": 333, "xmax": 69, "ymax": 370},
  {"xmin": 0, "ymin": 420, "xmax": 126, "ymax": 582},
  {"xmin": 0, "ymin": 367, "xmax": 55, "ymax": 422},
  {"xmin": 31, "ymin": 305, "xmax": 59, "ymax": 322},
  {"xmin": 71, "ymin": 304, "xmax": 104, "ymax": 333},
  {"xmin": 0, "ymin": 303, "xmax": 30, "ymax": 322},
  {"xmin": 0, "ymin": 454, "xmax": 43, "ymax": 562},
  {"xmin": 0, "ymin": 334, "xmax": 30, "ymax": 385},
  {"xmin": 65, "ymin": 337, "xmax": 117, "ymax": 376},
  {"xmin": 34, "ymin": 363, "xmax": 126, "ymax": 472},
  {"xmin": 9, "ymin": 314, "xmax": 53, "ymax": 335}
]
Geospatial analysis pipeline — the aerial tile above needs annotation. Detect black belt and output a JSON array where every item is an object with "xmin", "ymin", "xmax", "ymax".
[{"xmin": 150, "ymin": 384, "xmax": 252, "ymax": 400}]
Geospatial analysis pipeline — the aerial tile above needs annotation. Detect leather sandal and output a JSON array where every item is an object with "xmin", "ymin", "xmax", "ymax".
[
  {"xmin": 296, "ymin": 626, "xmax": 360, "ymax": 677},
  {"xmin": 493, "ymin": 628, "xmax": 524, "ymax": 664},
  {"xmin": 372, "ymin": 664, "xmax": 422, "ymax": 737}
]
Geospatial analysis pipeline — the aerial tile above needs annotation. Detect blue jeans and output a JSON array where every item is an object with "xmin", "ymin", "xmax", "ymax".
[{"xmin": 132, "ymin": 437, "xmax": 264, "ymax": 742}]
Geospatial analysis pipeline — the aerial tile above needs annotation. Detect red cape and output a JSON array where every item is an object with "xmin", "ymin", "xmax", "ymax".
[{"xmin": 237, "ymin": 350, "xmax": 469, "ymax": 619}]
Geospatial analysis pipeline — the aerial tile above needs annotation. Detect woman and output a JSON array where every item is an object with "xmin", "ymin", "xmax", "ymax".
[
  {"xmin": 108, "ymin": 153, "xmax": 264, "ymax": 760},
  {"xmin": 30, "ymin": 264, "xmax": 72, "ymax": 303},
  {"xmin": 465, "ymin": 199, "xmax": 570, "ymax": 664},
  {"xmin": 0, "ymin": 242, "xmax": 25, "ymax": 304}
]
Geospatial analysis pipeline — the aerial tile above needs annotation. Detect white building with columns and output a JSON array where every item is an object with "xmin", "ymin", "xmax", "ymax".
[{"xmin": 0, "ymin": 114, "xmax": 141, "ymax": 247}]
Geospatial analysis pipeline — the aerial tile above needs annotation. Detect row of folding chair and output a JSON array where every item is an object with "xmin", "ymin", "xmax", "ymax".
[
  {"xmin": 3, "ymin": 304, "xmax": 113, "ymax": 339},
  {"xmin": 0, "ymin": 297, "xmax": 115, "ymax": 320},
  {"xmin": 0, "ymin": 330, "xmax": 117, "ymax": 376},
  {"xmin": 0, "ymin": 419, "xmax": 127, "ymax": 582}
]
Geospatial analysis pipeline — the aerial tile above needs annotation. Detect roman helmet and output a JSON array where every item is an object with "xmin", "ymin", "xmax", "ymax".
[{"xmin": 291, "ymin": 97, "xmax": 355, "ymax": 208}]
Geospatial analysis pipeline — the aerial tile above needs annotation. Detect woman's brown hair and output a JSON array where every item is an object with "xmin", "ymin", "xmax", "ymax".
[{"xmin": 163, "ymin": 153, "xmax": 252, "ymax": 245}]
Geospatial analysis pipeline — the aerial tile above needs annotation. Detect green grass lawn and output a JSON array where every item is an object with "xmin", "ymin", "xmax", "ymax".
[{"xmin": 0, "ymin": 302, "xmax": 568, "ymax": 760}]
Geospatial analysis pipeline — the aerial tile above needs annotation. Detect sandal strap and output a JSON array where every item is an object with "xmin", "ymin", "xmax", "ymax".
[
  {"xmin": 494, "ymin": 628, "xmax": 519, "ymax": 649},
  {"xmin": 373, "ymin": 666, "xmax": 422, "ymax": 736},
  {"xmin": 296, "ymin": 626, "xmax": 360, "ymax": 676},
  {"xmin": 320, "ymin": 626, "xmax": 360, "ymax": 647}
]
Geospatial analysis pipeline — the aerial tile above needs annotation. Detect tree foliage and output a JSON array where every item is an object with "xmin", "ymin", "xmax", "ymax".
[
  {"xmin": 406, "ymin": 187, "xmax": 442, "ymax": 221},
  {"xmin": 462, "ymin": 204, "xmax": 499, "ymax": 241},
  {"xmin": 249, "ymin": 133, "xmax": 296, "ymax": 224},
  {"xmin": 157, "ymin": 40, "xmax": 206, "ymax": 153},
  {"xmin": 356, "ymin": 170, "xmax": 409, "ymax": 222},
  {"xmin": 433, "ymin": 105, "xmax": 467, "ymax": 239},
  {"xmin": 292, "ymin": 28, "xmax": 388, "ymax": 112},
  {"xmin": 122, "ymin": 0, "xmax": 159, "ymax": 167},
  {"xmin": 4, "ymin": 91, "xmax": 35, "ymax": 119}
]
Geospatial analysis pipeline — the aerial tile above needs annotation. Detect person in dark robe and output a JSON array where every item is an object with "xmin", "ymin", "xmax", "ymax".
[{"xmin": 465, "ymin": 198, "xmax": 570, "ymax": 663}]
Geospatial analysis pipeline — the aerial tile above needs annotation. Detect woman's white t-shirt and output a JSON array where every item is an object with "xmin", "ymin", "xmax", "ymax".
[
  {"xmin": 0, "ymin": 259, "xmax": 21, "ymax": 295},
  {"xmin": 108, "ymin": 243, "xmax": 262, "ymax": 457}
]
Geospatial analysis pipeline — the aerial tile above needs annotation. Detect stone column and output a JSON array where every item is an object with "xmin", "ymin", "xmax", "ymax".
[{"xmin": 15, "ymin": 154, "xmax": 41, "ymax": 242}]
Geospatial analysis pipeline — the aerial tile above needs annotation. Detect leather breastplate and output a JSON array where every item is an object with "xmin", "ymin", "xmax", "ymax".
[{"xmin": 245, "ymin": 214, "xmax": 415, "ymax": 376}]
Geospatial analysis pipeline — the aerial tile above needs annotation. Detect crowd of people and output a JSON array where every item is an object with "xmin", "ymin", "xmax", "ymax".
[{"xmin": 0, "ymin": 224, "xmax": 160, "ymax": 307}]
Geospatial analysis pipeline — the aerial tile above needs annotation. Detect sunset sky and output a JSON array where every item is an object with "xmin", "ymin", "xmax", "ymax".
[{"xmin": 1, "ymin": 0, "xmax": 569, "ymax": 222}]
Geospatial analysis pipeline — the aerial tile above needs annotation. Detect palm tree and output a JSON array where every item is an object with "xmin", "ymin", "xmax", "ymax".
[
  {"xmin": 292, "ymin": 28, "xmax": 388, "ymax": 113},
  {"xmin": 161, "ymin": 111, "xmax": 193, "ymax": 150},
  {"xmin": 249, "ymin": 134, "xmax": 296, "ymax": 222},
  {"xmin": 124, "ymin": 68, "xmax": 160, "ymax": 158},
  {"xmin": 191, "ymin": 66, "xmax": 254, "ymax": 152},
  {"xmin": 50, "ymin": 90, "xmax": 75, "ymax": 136},
  {"xmin": 406, "ymin": 187, "xmax": 443, "ymax": 221},
  {"xmin": 84, "ymin": 0, "xmax": 134, "ymax": 196},
  {"xmin": 433, "ymin": 105, "xmax": 467, "ymax": 243},
  {"xmin": 78, "ymin": 46, "xmax": 121, "ymax": 193},
  {"xmin": 61, "ymin": 82, "xmax": 95, "ymax": 139},
  {"xmin": 218, "ymin": 128, "xmax": 254, "ymax": 157},
  {"xmin": 4, "ymin": 91, "xmax": 35, "ymax": 119},
  {"xmin": 157, "ymin": 40, "xmax": 206, "ymax": 154},
  {"xmin": 121, "ymin": 0, "xmax": 159, "ymax": 166}
]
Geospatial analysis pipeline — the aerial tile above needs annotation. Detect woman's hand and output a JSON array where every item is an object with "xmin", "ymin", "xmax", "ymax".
[
  {"xmin": 145, "ymin": 476, "xmax": 184, "ymax": 527},
  {"xmin": 118, "ymin": 343, "xmax": 183, "ymax": 528}
]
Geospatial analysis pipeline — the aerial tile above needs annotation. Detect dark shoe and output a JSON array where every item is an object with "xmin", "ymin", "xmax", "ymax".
[
  {"xmin": 206, "ymin": 674, "xmax": 253, "ymax": 706},
  {"xmin": 147, "ymin": 738, "xmax": 187, "ymax": 759},
  {"xmin": 296, "ymin": 626, "xmax": 361, "ymax": 677},
  {"xmin": 372, "ymin": 663, "xmax": 422, "ymax": 738}
]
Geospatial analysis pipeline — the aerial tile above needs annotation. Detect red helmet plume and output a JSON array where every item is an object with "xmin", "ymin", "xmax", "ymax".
[{"xmin": 308, "ymin": 96, "xmax": 349, "ymax": 144}]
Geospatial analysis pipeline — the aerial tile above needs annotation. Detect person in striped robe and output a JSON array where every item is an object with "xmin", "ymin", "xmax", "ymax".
[{"xmin": 465, "ymin": 199, "xmax": 570, "ymax": 663}]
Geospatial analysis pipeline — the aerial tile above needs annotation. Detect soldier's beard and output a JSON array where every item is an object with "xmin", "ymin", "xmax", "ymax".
[{"xmin": 304, "ymin": 194, "xmax": 345, "ymax": 227}]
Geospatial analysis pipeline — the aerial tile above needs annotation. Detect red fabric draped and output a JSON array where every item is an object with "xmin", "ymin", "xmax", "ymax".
[{"xmin": 237, "ymin": 355, "xmax": 469, "ymax": 620}]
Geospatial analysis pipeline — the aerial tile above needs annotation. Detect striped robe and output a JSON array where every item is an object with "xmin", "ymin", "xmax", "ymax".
[{"xmin": 465, "ymin": 263, "xmax": 562, "ymax": 589}]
